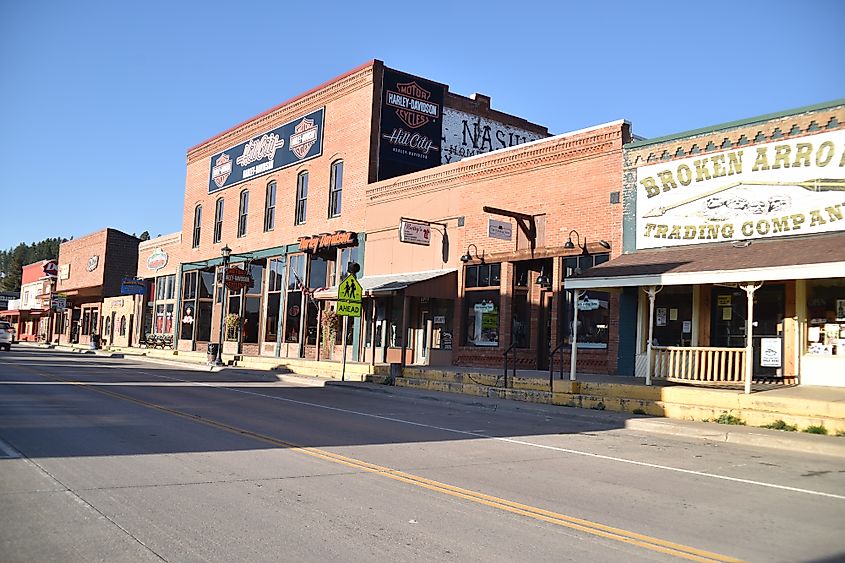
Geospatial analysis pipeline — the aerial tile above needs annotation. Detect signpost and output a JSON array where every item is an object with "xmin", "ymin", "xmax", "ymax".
[{"xmin": 336, "ymin": 273, "xmax": 362, "ymax": 381}]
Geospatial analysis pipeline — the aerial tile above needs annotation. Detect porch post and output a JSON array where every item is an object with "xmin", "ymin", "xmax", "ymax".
[
  {"xmin": 400, "ymin": 294, "xmax": 410, "ymax": 367},
  {"xmin": 742, "ymin": 282, "xmax": 763, "ymax": 395},
  {"xmin": 644, "ymin": 286, "xmax": 661, "ymax": 386},
  {"xmin": 569, "ymin": 289, "xmax": 585, "ymax": 381}
]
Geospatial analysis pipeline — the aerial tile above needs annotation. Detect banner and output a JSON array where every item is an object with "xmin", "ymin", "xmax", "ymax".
[
  {"xmin": 209, "ymin": 108, "xmax": 325, "ymax": 193},
  {"xmin": 635, "ymin": 130, "xmax": 845, "ymax": 249},
  {"xmin": 377, "ymin": 68, "xmax": 445, "ymax": 181}
]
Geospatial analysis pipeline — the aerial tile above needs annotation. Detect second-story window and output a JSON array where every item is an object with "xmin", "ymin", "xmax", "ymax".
[
  {"xmin": 214, "ymin": 198, "xmax": 224, "ymax": 243},
  {"xmin": 295, "ymin": 171, "xmax": 308, "ymax": 225},
  {"xmin": 237, "ymin": 189, "xmax": 249, "ymax": 237},
  {"xmin": 192, "ymin": 205, "xmax": 202, "ymax": 248},
  {"xmin": 264, "ymin": 181, "xmax": 276, "ymax": 232},
  {"xmin": 328, "ymin": 160, "xmax": 343, "ymax": 217}
]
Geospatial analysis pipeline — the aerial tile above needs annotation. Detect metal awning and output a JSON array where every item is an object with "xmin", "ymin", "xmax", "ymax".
[
  {"xmin": 314, "ymin": 269, "xmax": 457, "ymax": 299},
  {"xmin": 565, "ymin": 233, "xmax": 845, "ymax": 289}
]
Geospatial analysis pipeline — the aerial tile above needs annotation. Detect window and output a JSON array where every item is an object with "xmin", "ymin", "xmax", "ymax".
[
  {"xmin": 295, "ymin": 171, "xmax": 308, "ymax": 224},
  {"xmin": 192, "ymin": 205, "xmax": 202, "ymax": 248},
  {"xmin": 242, "ymin": 260, "xmax": 264, "ymax": 344},
  {"xmin": 338, "ymin": 246, "xmax": 358, "ymax": 283},
  {"xmin": 285, "ymin": 254, "xmax": 306, "ymax": 343},
  {"xmin": 237, "ymin": 189, "xmax": 249, "ymax": 237},
  {"xmin": 561, "ymin": 254, "xmax": 611, "ymax": 349},
  {"xmin": 214, "ymin": 198, "xmax": 224, "ymax": 243},
  {"xmin": 119, "ymin": 316, "xmax": 127, "ymax": 337},
  {"xmin": 462, "ymin": 263, "xmax": 502, "ymax": 347},
  {"xmin": 328, "ymin": 160, "xmax": 343, "ymax": 217},
  {"xmin": 180, "ymin": 271, "xmax": 198, "ymax": 340},
  {"xmin": 265, "ymin": 257, "xmax": 285, "ymax": 342},
  {"xmin": 264, "ymin": 181, "xmax": 276, "ymax": 232}
]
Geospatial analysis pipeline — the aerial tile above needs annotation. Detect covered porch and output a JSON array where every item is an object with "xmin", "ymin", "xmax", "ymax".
[{"xmin": 564, "ymin": 234, "xmax": 845, "ymax": 392}]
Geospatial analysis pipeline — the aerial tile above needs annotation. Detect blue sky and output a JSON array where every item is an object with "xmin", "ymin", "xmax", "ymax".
[{"xmin": 1, "ymin": 0, "xmax": 843, "ymax": 251}]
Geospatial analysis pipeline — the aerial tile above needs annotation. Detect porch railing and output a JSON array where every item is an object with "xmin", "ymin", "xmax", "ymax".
[{"xmin": 652, "ymin": 346, "xmax": 746, "ymax": 384}]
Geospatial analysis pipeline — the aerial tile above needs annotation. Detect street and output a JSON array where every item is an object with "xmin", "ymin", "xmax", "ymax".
[{"xmin": 1, "ymin": 347, "xmax": 844, "ymax": 562}]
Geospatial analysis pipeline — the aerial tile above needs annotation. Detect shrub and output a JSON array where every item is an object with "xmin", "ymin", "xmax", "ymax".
[
  {"xmin": 762, "ymin": 420, "xmax": 798, "ymax": 432},
  {"xmin": 803, "ymin": 425, "xmax": 828, "ymax": 435},
  {"xmin": 632, "ymin": 408, "xmax": 647, "ymax": 415},
  {"xmin": 713, "ymin": 412, "xmax": 745, "ymax": 425}
]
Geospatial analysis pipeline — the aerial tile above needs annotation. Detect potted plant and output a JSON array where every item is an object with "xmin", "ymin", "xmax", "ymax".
[{"xmin": 321, "ymin": 308, "xmax": 338, "ymax": 359}]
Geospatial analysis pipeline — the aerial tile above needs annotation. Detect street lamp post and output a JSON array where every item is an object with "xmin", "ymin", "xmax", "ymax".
[{"xmin": 215, "ymin": 245, "xmax": 232, "ymax": 366}]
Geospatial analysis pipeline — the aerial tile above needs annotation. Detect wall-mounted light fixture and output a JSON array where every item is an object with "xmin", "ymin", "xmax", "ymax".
[
  {"xmin": 564, "ymin": 230, "xmax": 611, "ymax": 256},
  {"xmin": 460, "ymin": 243, "xmax": 485, "ymax": 263},
  {"xmin": 535, "ymin": 266, "xmax": 551, "ymax": 288}
]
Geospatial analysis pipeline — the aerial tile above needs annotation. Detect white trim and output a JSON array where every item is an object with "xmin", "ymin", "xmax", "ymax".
[{"xmin": 565, "ymin": 261, "xmax": 845, "ymax": 289}]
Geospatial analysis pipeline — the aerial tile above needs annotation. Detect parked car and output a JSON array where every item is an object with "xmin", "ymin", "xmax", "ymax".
[{"xmin": 0, "ymin": 321, "xmax": 12, "ymax": 351}]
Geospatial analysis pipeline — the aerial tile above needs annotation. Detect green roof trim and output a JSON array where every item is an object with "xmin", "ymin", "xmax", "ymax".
[{"xmin": 626, "ymin": 98, "xmax": 845, "ymax": 149}]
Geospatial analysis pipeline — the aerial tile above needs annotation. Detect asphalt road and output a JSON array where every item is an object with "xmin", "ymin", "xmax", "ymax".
[{"xmin": 1, "ymin": 347, "xmax": 844, "ymax": 563}]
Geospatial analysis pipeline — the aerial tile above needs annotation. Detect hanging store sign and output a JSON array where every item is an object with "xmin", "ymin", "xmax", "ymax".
[
  {"xmin": 224, "ymin": 266, "xmax": 254, "ymax": 292},
  {"xmin": 43, "ymin": 260, "xmax": 58, "ymax": 278},
  {"xmin": 487, "ymin": 219, "xmax": 512, "ymax": 241},
  {"xmin": 298, "ymin": 231, "xmax": 358, "ymax": 253},
  {"xmin": 377, "ymin": 68, "xmax": 445, "ymax": 181},
  {"xmin": 120, "ymin": 277, "xmax": 146, "ymax": 295},
  {"xmin": 399, "ymin": 219, "xmax": 432, "ymax": 246},
  {"xmin": 442, "ymin": 108, "xmax": 545, "ymax": 164},
  {"xmin": 147, "ymin": 248, "xmax": 168, "ymax": 271},
  {"xmin": 208, "ymin": 107, "xmax": 325, "ymax": 193},
  {"xmin": 635, "ymin": 130, "xmax": 845, "ymax": 249}
]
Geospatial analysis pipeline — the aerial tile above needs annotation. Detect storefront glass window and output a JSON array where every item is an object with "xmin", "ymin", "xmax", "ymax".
[
  {"xmin": 463, "ymin": 291, "xmax": 500, "ymax": 347},
  {"xmin": 652, "ymin": 286, "xmax": 693, "ymax": 347},
  {"xmin": 806, "ymin": 279, "xmax": 845, "ymax": 356},
  {"xmin": 196, "ymin": 301, "xmax": 212, "ymax": 342},
  {"xmin": 511, "ymin": 292, "xmax": 530, "ymax": 348},
  {"xmin": 562, "ymin": 254, "xmax": 611, "ymax": 349},
  {"xmin": 285, "ymin": 292, "xmax": 302, "ymax": 343},
  {"xmin": 266, "ymin": 257, "xmax": 284, "ymax": 342}
]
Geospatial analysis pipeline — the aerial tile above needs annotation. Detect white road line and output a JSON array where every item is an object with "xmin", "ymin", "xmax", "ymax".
[{"xmin": 100, "ymin": 369, "xmax": 844, "ymax": 502}]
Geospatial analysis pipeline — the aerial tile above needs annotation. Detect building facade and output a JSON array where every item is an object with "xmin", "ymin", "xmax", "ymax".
[
  {"xmin": 176, "ymin": 60, "xmax": 548, "ymax": 361},
  {"xmin": 54, "ymin": 229, "xmax": 140, "ymax": 346},
  {"xmin": 567, "ymin": 99, "xmax": 845, "ymax": 387}
]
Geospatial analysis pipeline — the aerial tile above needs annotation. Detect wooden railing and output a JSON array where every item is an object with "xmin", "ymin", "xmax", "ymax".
[{"xmin": 652, "ymin": 346, "xmax": 746, "ymax": 384}]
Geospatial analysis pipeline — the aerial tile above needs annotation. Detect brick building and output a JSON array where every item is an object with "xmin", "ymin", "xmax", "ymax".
[
  {"xmin": 176, "ymin": 60, "xmax": 548, "ymax": 360},
  {"xmin": 358, "ymin": 121, "xmax": 631, "ymax": 372},
  {"xmin": 567, "ymin": 99, "xmax": 845, "ymax": 387},
  {"xmin": 54, "ymin": 228, "xmax": 140, "ymax": 346}
]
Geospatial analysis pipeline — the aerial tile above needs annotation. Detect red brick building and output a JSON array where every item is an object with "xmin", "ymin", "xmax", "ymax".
[{"xmin": 176, "ymin": 60, "xmax": 549, "ymax": 361}]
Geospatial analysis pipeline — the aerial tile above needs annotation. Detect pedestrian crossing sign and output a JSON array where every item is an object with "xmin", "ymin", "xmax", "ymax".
[{"xmin": 339, "ymin": 274, "xmax": 362, "ymax": 303}]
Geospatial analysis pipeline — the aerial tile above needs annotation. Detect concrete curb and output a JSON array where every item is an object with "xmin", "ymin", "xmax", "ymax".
[{"xmin": 625, "ymin": 418, "xmax": 845, "ymax": 458}]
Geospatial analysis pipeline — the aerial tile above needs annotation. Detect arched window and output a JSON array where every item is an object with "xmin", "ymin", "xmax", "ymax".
[
  {"xmin": 264, "ymin": 181, "xmax": 276, "ymax": 232},
  {"xmin": 295, "ymin": 171, "xmax": 308, "ymax": 225},
  {"xmin": 214, "ymin": 198, "xmax": 224, "ymax": 243},
  {"xmin": 103, "ymin": 316, "xmax": 111, "ymax": 338},
  {"xmin": 328, "ymin": 160, "xmax": 343, "ymax": 217},
  {"xmin": 119, "ymin": 315, "xmax": 127, "ymax": 337},
  {"xmin": 192, "ymin": 205, "xmax": 202, "ymax": 247},
  {"xmin": 237, "ymin": 189, "xmax": 249, "ymax": 237}
]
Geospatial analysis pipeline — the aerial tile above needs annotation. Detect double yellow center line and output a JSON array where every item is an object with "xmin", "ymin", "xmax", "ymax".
[{"xmin": 9, "ymin": 364, "xmax": 743, "ymax": 562}]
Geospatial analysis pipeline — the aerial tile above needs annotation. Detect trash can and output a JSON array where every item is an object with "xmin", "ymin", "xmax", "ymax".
[
  {"xmin": 207, "ymin": 343, "xmax": 220, "ymax": 363},
  {"xmin": 90, "ymin": 334, "xmax": 100, "ymax": 350},
  {"xmin": 389, "ymin": 362, "xmax": 402, "ymax": 381}
]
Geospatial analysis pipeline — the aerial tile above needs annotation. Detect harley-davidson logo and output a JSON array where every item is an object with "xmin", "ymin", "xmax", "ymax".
[
  {"xmin": 212, "ymin": 153, "xmax": 232, "ymax": 188},
  {"xmin": 289, "ymin": 118, "xmax": 318, "ymax": 160},
  {"xmin": 386, "ymin": 81, "xmax": 440, "ymax": 129}
]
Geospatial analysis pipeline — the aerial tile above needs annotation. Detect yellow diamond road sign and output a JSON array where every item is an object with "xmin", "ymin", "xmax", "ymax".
[{"xmin": 339, "ymin": 274, "xmax": 362, "ymax": 303}]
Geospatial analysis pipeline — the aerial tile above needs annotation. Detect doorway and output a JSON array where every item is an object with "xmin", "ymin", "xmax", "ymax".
[
  {"xmin": 537, "ymin": 291, "xmax": 553, "ymax": 370},
  {"xmin": 711, "ymin": 284, "xmax": 785, "ymax": 377}
]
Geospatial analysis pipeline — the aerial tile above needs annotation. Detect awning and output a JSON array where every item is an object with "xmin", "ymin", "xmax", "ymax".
[
  {"xmin": 565, "ymin": 232, "xmax": 845, "ymax": 289},
  {"xmin": 314, "ymin": 269, "xmax": 457, "ymax": 300}
]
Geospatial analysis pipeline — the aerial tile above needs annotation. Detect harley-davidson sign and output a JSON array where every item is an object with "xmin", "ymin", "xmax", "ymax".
[
  {"xmin": 208, "ymin": 107, "xmax": 325, "ymax": 193},
  {"xmin": 224, "ymin": 267, "xmax": 254, "ymax": 292},
  {"xmin": 378, "ymin": 68, "xmax": 445, "ymax": 181},
  {"xmin": 298, "ymin": 231, "xmax": 358, "ymax": 253}
]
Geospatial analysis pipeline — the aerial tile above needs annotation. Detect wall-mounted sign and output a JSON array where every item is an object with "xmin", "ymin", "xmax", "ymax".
[
  {"xmin": 399, "ymin": 219, "xmax": 432, "ymax": 245},
  {"xmin": 635, "ymin": 130, "xmax": 845, "ymax": 249},
  {"xmin": 111, "ymin": 299, "xmax": 124, "ymax": 308},
  {"xmin": 43, "ymin": 260, "xmax": 58, "ymax": 278},
  {"xmin": 208, "ymin": 107, "xmax": 325, "ymax": 193},
  {"xmin": 378, "ymin": 68, "xmax": 445, "ymax": 181},
  {"xmin": 578, "ymin": 298, "xmax": 601, "ymax": 311},
  {"xmin": 120, "ymin": 277, "xmax": 146, "ymax": 295},
  {"xmin": 488, "ymin": 219, "xmax": 512, "ymax": 241},
  {"xmin": 51, "ymin": 296, "xmax": 67, "ymax": 312},
  {"xmin": 224, "ymin": 267, "xmax": 254, "ymax": 292},
  {"xmin": 60, "ymin": 264, "xmax": 70, "ymax": 280},
  {"xmin": 717, "ymin": 295, "xmax": 732, "ymax": 306},
  {"xmin": 86, "ymin": 255, "xmax": 99, "ymax": 272},
  {"xmin": 147, "ymin": 248, "xmax": 168, "ymax": 271},
  {"xmin": 442, "ymin": 108, "xmax": 545, "ymax": 164},
  {"xmin": 760, "ymin": 337, "xmax": 782, "ymax": 367},
  {"xmin": 298, "ymin": 231, "xmax": 358, "ymax": 253}
]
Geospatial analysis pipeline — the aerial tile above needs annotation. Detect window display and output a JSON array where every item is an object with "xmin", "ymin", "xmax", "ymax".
[{"xmin": 807, "ymin": 279, "xmax": 845, "ymax": 357}]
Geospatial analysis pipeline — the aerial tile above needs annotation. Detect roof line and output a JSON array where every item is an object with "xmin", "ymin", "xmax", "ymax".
[
  {"xmin": 186, "ymin": 59, "xmax": 377, "ymax": 154},
  {"xmin": 626, "ymin": 98, "xmax": 845, "ymax": 149}
]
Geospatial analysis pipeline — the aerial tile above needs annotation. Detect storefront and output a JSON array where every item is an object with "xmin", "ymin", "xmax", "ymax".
[{"xmin": 566, "ymin": 99, "xmax": 845, "ymax": 387}]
